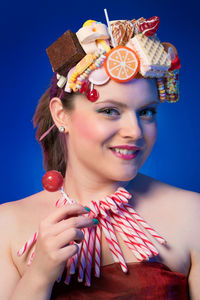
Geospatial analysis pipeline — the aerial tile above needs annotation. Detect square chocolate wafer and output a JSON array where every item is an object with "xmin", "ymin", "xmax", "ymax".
[{"xmin": 46, "ymin": 30, "xmax": 86, "ymax": 77}]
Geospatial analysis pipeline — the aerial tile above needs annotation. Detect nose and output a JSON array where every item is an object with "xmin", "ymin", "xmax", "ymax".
[{"xmin": 119, "ymin": 111, "xmax": 143, "ymax": 140}]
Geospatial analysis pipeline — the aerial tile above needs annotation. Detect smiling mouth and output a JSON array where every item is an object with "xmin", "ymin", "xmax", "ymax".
[{"xmin": 109, "ymin": 148, "xmax": 140, "ymax": 160}]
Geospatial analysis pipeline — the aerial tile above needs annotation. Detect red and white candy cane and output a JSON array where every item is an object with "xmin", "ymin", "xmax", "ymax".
[
  {"xmin": 105, "ymin": 195, "xmax": 152, "ymax": 257},
  {"xmin": 27, "ymin": 250, "xmax": 35, "ymax": 266},
  {"xmin": 17, "ymin": 231, "xmax": 38, "ymax": 256},
  {"xmin": 94, "ymin": 223, "xmax": 101, "ymax": 277},
  {"xmin": 101, "ymin": 194, "xmax": 148, "ymax": 259},
  {"xmin": 117, "ymin": 187, "xmax": 132, "ymax": 199},
  {"xmin": 85, "ymin": 226, "xmax": 95, "ymax": 286},
  {"xmin": 91, "ymin": 200, "xmax": 101, "ymax": 278},
  {"xmin": 110, "ymin": 216, "xmax": 143, "ymax": 261},
  {"xmin": 64, "ymin": 257, "xmax": 73, "ymax": 285},
  {"xmin": 114, "ymin": 186, "xmax": 132, "ymax": 203},
  {"xmin": 112, "ymin": 212, "xmax": 150, "ymax": 259},
  {"xmin": 119, "ymin": 205, "xmax": 159, "ymax": 256},
  {"xmin": 98, "ymin": 207, "xmax": 119, "ymax": 264},
  {"xmin": 103, "ymin": 209, "xmax": 128, "ymax": 273},
  {"xmin": 115, "ymin": 188, "xmax": 165, "ymax": 248},
  {"xmin": 124, "ymin": 203, "xmax": 166, "ymax": 245},
  {"xmin": 64, "ymin": 242, "xmax": 82, "ymax": 285},
  {"xmin": 78, "ymin": 227, "xmax": 90, "ymax": 282},
  {"xmin": 104, "ymin": 196, "xmax": 118, "ymax": 212},
  {"xmin": 70, "ymin": 243, "xmax": 81, "ymax": 275}
]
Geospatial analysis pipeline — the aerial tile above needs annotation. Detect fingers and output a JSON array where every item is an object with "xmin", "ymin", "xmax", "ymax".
[
  {"xmin": 51, "ymin": 215, "xmax": 96, "ymax": 236},
  {"xmin": 55, "ymin": 228, "xmax": 84, "ymax": 248},
  {"xmin": 45, "ymin": 203, "xmax": 89, "ymax": 225},
  {"xmin": 58, "ymin": 243, "xmax": 80, "ymax": 261}
]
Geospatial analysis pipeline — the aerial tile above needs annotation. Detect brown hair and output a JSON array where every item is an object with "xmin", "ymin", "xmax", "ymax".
[{"xmin": 33, "ymin": 77, "xmax": 76, "ymax": 177}]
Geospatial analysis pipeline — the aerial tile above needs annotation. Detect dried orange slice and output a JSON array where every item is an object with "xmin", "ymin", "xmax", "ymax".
[{"xmin": 104, "ymin": 46, "xmax": 140, "ymax": 82}]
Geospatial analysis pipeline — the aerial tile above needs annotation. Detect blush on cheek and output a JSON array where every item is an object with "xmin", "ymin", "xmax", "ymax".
[{"xmin": 71, "ymin": 111, "xmax": 103, "ymax": 141}]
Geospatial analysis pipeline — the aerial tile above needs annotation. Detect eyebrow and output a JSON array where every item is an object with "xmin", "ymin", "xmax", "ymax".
[{"xmin": 95, "ymin": 99, "xmax": 159, "ymax": 108}]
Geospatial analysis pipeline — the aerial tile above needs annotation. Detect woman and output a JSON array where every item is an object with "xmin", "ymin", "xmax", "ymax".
[{"xmin": 0, "ymin": 15, "xmax": 199, "ymax": 300}]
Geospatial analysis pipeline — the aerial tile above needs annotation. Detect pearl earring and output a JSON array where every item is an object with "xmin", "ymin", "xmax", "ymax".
[{"xmin": 59, "ymin": 126, "xmax": 65, "ymax": 133}]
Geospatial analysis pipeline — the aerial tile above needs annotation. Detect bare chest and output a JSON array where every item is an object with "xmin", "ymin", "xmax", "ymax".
[{"xmin": 12, "ymin": 199, "xmax": 190, "ymax": 278}]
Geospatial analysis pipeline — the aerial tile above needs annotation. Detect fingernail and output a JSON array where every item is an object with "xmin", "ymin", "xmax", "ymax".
[
  {"xmin": 84, "ymin": 206, "xmax": 91, "ymax": 212},
  {"xmin": 93, "ymin": 218, "xmax": 99, "ymax": 225}
]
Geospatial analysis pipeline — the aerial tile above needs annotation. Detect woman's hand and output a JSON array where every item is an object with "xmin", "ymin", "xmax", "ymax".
[{"xmin": 29, "ymin": 203, "xmax": 96, "ymax": 285}]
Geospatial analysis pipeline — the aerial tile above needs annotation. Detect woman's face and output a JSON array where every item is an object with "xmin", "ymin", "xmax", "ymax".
[{"xmin": 64, "ymin": 78, "xmax": 159, "ymax": 182}]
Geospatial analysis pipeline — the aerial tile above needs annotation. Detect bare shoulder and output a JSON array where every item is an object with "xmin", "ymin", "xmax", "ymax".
[
  {"xmin": 1, "ymin": 188, "xmax": 60, "ymax": 220},
  {"xmin": 0, "ymin": 190, "xmax": 44, "ymax": 218},
  {"xmin": 132, "ymin": 172, "xmax": 200, "ymax": 203},
  {"xmin": 0, "ymin": 189, "xmax": 54, "ymax": 239},
  {"xmin": 130, "ymin": 172, "xmax": 200, "ymax": 230}
]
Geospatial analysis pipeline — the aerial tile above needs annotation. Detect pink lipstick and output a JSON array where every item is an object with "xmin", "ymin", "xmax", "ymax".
[{"xmin": 109, "ymin": 145, "xmax": 140, "ymax": 160}]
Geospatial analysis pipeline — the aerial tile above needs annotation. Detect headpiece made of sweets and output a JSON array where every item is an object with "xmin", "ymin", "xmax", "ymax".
[
  {"xmin": 46, "ymin": 9, "xmax": 181, "ymax": 104},
  {"xmin": 40, "ymin": 10, "xmax": 181, "ymax": 141}
]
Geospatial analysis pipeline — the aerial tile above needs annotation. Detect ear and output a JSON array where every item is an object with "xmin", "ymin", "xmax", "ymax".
[{"xmin": 49, "ymin": 97, "xmax": 70, "ymax": 132}]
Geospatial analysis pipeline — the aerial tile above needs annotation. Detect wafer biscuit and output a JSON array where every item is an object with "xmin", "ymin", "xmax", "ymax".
[{"xmin": 127, "ymin": 34, "xmax": 171, "ymax": 77}]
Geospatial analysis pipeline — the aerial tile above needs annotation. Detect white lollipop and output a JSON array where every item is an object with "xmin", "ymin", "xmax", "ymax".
[{"xmin": 88, "ymin": 66, "xmax": 110, "ymax": 85}]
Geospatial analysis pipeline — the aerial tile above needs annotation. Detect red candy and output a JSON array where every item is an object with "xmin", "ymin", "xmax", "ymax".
[
  {"xmin": 42, "ymin": 170, "xmax": 64, "ymax": 192},
  {"xmin": 169, "ymin": 54, "xmax": 181, "ymax": 71},
  {"xmin": 80, "ymin": 81, "xmax": 89, "ymax": 93},
  {"xmin": 86, "ymin": 88, "xmax": 99, "ymax": 102},
  {"xmin": 138, "ymin": 16, "xmax": 160, "ymax": 37}
]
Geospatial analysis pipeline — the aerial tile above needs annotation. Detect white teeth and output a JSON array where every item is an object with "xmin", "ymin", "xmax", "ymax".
[{"xmin": 112, "ymin": 148, "xmax": 137, "ymax": 155}]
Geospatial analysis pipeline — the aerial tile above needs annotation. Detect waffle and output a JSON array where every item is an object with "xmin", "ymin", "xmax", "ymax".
[{"xmin": 126, "ymin": 34, "xmax": 171, "ymax": 77}]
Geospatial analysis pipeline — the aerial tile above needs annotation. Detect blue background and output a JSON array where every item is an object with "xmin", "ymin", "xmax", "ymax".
[{"xmin": 0, "ymin": 0, "xmax": 199, "ymax": 204}]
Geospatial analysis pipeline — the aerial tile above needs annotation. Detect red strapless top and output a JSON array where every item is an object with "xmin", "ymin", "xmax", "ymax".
[{"xmin": 50, "ymin": 262, "xmax": 189, "ymax": 300}]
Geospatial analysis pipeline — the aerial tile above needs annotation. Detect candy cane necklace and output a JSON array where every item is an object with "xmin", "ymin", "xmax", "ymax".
[{"xmin": 17, "ymin": 186, "xmax": 166, "ymax": 286}]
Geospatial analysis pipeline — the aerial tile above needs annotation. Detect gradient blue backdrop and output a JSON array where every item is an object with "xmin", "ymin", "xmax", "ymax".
[{"xmin": 0, "ymin": 0, "xmax": 199, "ymax": 204}]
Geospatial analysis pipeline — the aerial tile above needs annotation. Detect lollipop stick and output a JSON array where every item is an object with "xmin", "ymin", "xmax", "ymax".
[{"xmin": 104, "ymin": 8, "xmax": 116, "ymax": 48}]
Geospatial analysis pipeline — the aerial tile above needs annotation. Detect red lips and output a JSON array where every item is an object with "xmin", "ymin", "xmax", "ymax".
[{"xmin": 110, "ymin": 145, "xmax": 140, "ymax": 150}]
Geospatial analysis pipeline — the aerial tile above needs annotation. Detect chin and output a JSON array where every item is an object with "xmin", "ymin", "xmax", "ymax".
[{"xmin": 106, "ymin": 169, "xmax": 138, "ymax": 183}]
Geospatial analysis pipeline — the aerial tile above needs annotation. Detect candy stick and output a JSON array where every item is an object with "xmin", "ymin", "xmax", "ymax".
[
  {"xmin": 111, "ymin": 217, "xmax": 143, "ymax": 261},
  {"xmin": 17, "ymin": 232, "xmax": 38, "ymax": 256},
  {"xmin": 112, "ymin": 193, "xmax": 159, "ymax": 255},
  {"xmin": 113, "ymin": 219, "xmax": 148, "ymax": 260},
  {"xmin": 115, "ymin": 188, "xmax": 165, "ymax": 248},
  {"xmin": 118, "ymin": 204, "xmax": 159, "ymax": 256},
  {"xmin": 117, "ymin": 187, "xmax": 132, "ymax": 199},
  {"xmin": 64, "ymin": 257, "xmax": 73, "ymax": 285},
  {"xmin": 111, "ymin": 213, "xmax": 150, "ymax": 259},
  {"xmin": 90, "ymin": 201, "xmax": 101, "ymax": 278},
  {"xmin": 65, "ymin": 242, "xmax": 82, "ymax": 284},
  {"xmin": 78, "ymin": 227, "xmax": 90, "ymax": 282},
  {"xmin": 104, "ymin": 196, "xmax": 118, "ymax": 212},
  {"xmin": 104, "ymin": 196, "xmax": 152, "ymax": 257},
  {"xmin": 98, "ymin": 208, "xmax": 119, "ymax": 264},
  {"xmin": 55, "ymin": 194, "xmax": 66, "ymax": 207},
  {"xmin": 114, "ymin": 191, "xmax": 129, "ymax": 204},
  {"xmin": 94, "ymin": 223, "xmax": 101, "ymax": 277},
  {"xmin": 60, "ymin": 188, "xmax": 74, "ymax": 204},
  {"xmin": 113, "ymin": 192, "xmax": 158, "ymax": 254},
  {"xmin": 99, "ymin": 205, "xmax": 125, "ymax": 264},
  {"xmin": 27, "ymin": 250, "xmax": 35, "ymax": 266},
  {"xmin": 104, "ymin": 8, "xmax": 116, "ymax": 48},
  {"xmin": 101, "ymin": 194, "xmax": 149, "ymax": 258},
  {"xmin": 70, "ymin": 243, "xmax": 81, "ymax": 275},
  {"xmin": 124, "ymin": 203, "xmax": 166, "ymax": 244},
  {"xmin": 85, "ymin": 227, "xmax": 95, "ymax": 286},
  {"xmin": 102, "ymin": 208, "xmax": 128, "ymax": 273}
]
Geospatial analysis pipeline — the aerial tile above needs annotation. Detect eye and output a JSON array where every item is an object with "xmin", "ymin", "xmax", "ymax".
[
  {"xmin": 139, "ymin": 108, "xmax": 157, "ymax": 119},
  {"xmin": 96, "ymin": 107, "xmax": 120, "ymax": 116}
]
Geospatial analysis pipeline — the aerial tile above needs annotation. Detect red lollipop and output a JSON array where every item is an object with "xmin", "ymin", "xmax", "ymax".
[
  {"xmin": 42, "ymin": 170, "xmax": 64, "ymax": 192},
  {"xmin": 86, "ymin": 88, "xmax": 99, "ymax": 102}
]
